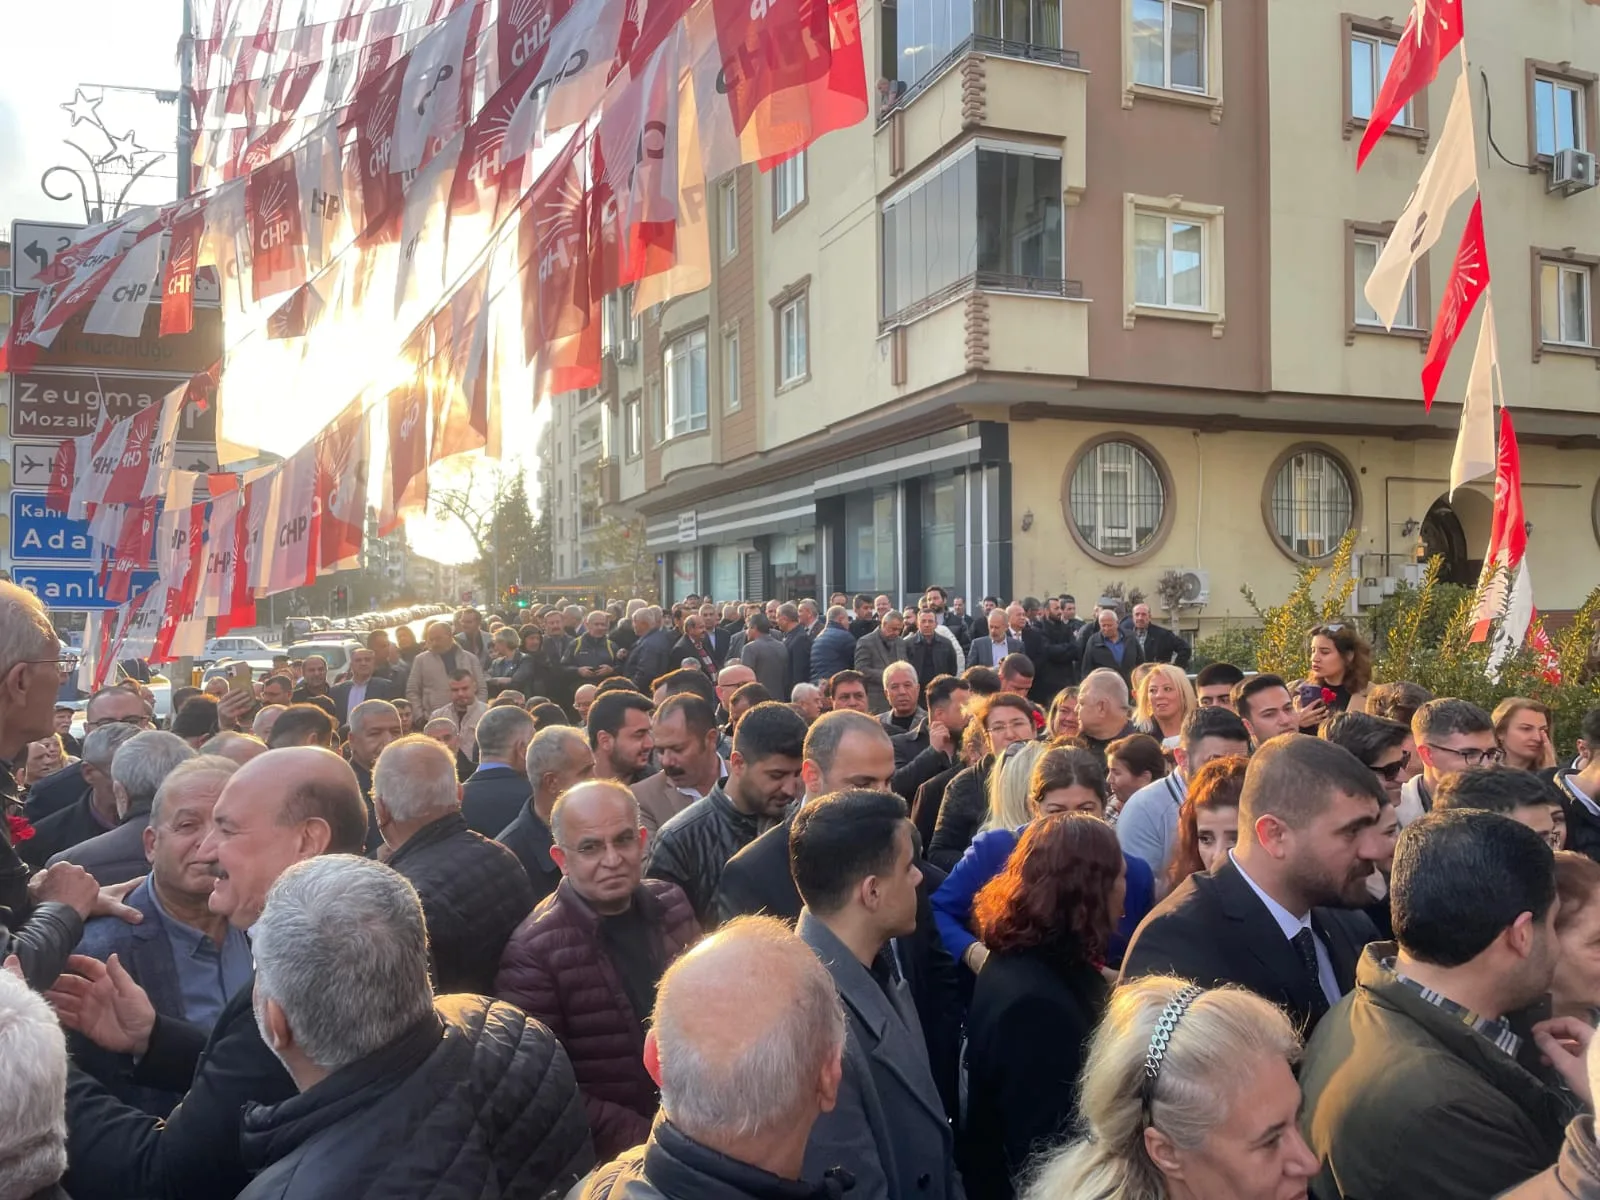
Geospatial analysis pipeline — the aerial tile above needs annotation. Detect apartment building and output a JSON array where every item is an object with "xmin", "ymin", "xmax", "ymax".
[{"xmin": 545, "ymin": 0, "xmax": 1600, "ymax": 629}]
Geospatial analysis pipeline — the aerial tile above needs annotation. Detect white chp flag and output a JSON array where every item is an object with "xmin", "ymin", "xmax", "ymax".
[
  {"xmin": 395, "ymin": 131, "xmax": 462, "ymax": 314},
  {"xmin": 144, "ymin": 382, "xmax": 190, "ymax": 497},
  {"xmin": 392, "ymin": 1, "xmax": 477, "ymax": 172},
  {"xmin": 157, "ymin": 470, "xmax": 202, "ymax": 576},
  {"xmin": 83, "ymin": 229, "xmax": 165, "ymax": 337},
  {"xmin": 1365, "ymin": 71, "xmax": 1477, "ymax": 330},
  {"xmin": 295, "ymin": 118, "xmax": 347, "ymax": 273},
  {"xmin": 503, "ymin": 0, "xmax": 626, "ymax": 156},
  {"xmin": 263, "ymin": 445, "xmax": 320, "ymax": 595},
  {"xmin": 1451, "ymin": 294, "xmax": 1499, "ymax": 495}
]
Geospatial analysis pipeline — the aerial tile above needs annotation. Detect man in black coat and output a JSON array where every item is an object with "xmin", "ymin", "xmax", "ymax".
[
  {"xmin": 1122, "ymin": 602, "xmax": 1192, "ymax": 669},
  {"xmin": 626, "ymin": 609, "xmax": 677, "ymax": 693},
  {"xmin": 1079, "ymin": 608, "xmax": 1143, "ymax": 687},
  {"xmin": 713, "ymin": 711, "xmax": 963, "ymax": 1122},
  {"xmin": 1120, "ymin": 735, "xmax": 1386, "ymax": 1037},
  {"xmin": 904, "ymin": 611, "xmax": 958, "ymax": 692},
  {"xmin": 50, "ymin": 746, "xmax": 372, "ymax": 1200},
  {"xmin": 24, "ymin": 723, "xmax": 139, "ymax": 868},
  {"xmin": 27, "ymin": 686, "xmax": 154, "ymax": 822},
  {"xmin": 1030, "ymin": 596, "xmax": 1081, "ymax": 702},
  {"xmin": 236, "ymin": 854, "xmax": 592, "ymax": 1199},
  {"xmin": 376, "ymin": 736, "xmax": 536, "ymax": 995},
  {"xmin": 328, "ymin": 648, "xmax": 401, "ymax": 726},
  {"xmin": 500, "ymin": 725, "xmax": 595, "ymax": 904},
  {"xmin": 460, "ymin": 705, "xmax": 537, "ymax": 838}
]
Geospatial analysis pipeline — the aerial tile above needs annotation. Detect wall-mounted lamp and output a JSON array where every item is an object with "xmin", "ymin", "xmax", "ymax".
[
  {"xmin": 1020, "ymin": 509, "xmax": 1034, "ymax": 532},
  {"xmin": 1400, "ymin": 518, "xmax": 1420, "ymax": 538}
]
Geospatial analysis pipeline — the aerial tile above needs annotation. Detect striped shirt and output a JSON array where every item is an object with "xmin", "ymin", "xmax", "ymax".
[{"xmin": 1381, "ymin": 956, "xmax": 1522, "ymax": 1059}]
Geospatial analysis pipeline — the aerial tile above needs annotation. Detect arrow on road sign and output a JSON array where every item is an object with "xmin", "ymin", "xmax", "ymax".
[{"xmin": 23, "ymin": 241, "xmax": 48, "ymax": 271}]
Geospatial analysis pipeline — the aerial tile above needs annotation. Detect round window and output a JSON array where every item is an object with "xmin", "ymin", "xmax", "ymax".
[
  {"xmin": 1266, "ymin": 447, "xmax": 1356, "ymax": 561},
  {"xmin": 1064, "ymin": 439, "xmax": 1168, "ymax": 560}
]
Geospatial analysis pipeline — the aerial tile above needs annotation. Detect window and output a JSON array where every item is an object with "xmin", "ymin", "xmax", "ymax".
[
  {"xmin": 1124, "ymin": 195, "xmax": 1224, "ymax": 330},
  {"xmin": 778, "ymin": 294, "xmax": 809, "ymax": 386},
  {"xmin": 1541, "ymin": 260, "xmax": 1592, "ymax": 347},
  {"xmin": 897, "ymin": 0, "xmax": 975, "ymax": 88},
  {"xmin": 918, "ymin": 475, "xmax": 958, "ymax": 592},
  {"xmin": 650, "ymin": 376, "xmax": 663, "ymax": 443},
  {"xmin": 774, "ymin": 152, "xmax": 807, "ymax": 221},
  {"xmin": 1352, "ymin": 232, "xmax": 1418, "ymax": 330},
  {"xmin": 1267, "ymin": 447, "xmax": 1357, "ymax": 561},
  {"xmin": 720, "ymin": 177, "xmax": 738, "ymax": 261},
  {"xmin": 723, "ymin": 326, "xmax": 742, "ymax": 410},
  {"xmin": 625, "ymin": 397, "xmax": 642, "ymax": 458},
  {"xmin": 1130, "ymin": 0, "xmax": 1206, "ymax": 93},
  {"xmin": 973, "ymin": 0, "xmax": 1061, "ymax": 48},
  {"xmin": 845, "ymin": 486, "xmax": 899, "ymax": 592},
  {"xmin": 1064, "ymin": 438, "xmax": 1168, "ymax": 560},
  {"xmin": 881, "ymin": 146, "xmax": 1063, "ymax": 319},
  {"xmin": 1349, "ymin": 31, "xmax": 1411, "ymax": 127},
  {"xmin": 663, "ymin": 329, "xmax": 708, "ymax": 438},
  {"xmin": 1535, "ymin": 76, "xmax": 1586, "ymax": 156},
  {"xmin": 558, "ymin": 516, "xmax": 565, "ymax": 539}
]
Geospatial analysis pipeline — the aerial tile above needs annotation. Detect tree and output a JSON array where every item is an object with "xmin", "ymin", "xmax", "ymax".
[
  {"xmin": 427, "ymin": 460, "xmax": 531, "ymax": 601},
  {"xmin": 587, "ymin": 511, "xmax": 658, "ymax": 602}
]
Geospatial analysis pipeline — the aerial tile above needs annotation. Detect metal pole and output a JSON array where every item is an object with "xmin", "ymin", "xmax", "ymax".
[{"xmin": 177, "ymin": 0, "xmax": 194, "ymax": 198}]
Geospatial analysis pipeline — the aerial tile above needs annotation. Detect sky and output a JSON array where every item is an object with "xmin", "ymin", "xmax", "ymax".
[{"xmin": 0, "ymin": 1, "xmax": 539, "ymax": 567}]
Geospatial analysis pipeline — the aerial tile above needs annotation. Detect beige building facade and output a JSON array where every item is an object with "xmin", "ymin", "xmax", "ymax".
[{"xmin": 545, "ymin": 0, "xmax": 1600, "ymax": 630}]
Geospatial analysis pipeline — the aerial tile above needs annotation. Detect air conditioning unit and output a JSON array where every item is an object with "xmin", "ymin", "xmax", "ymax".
[
  {"xmin": 618, "ymin": 340, "xmax": 638, "ymax": 365},
  {"xmin": 1398, "ymin": 562, "xmax": 1424, "ymax": 587},
  {"xmin": 1550, "ymin": 147, "xmax": 1598, "ymax": 196},
  {"xmin": 1358, "ymin": 582, "xmax": 1385, "ymax": 608},
  {"xmin": 1174, "ymin": 568, "xmax": 1210, "ymax": 607}
]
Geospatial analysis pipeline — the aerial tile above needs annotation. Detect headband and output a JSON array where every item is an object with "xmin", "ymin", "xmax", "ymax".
[{"xmin": 1140, "ymin": 984, "xmax": 1205, "ymax": 1119}]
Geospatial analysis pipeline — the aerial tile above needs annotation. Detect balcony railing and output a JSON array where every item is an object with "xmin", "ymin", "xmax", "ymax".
[
  {"xmin": 880, "ymin": 35, "xmax": 1082, "ymax": 121},
  {"xmin": 882, "ymin": 271, "xmax": 1083, "ymax": 327}
]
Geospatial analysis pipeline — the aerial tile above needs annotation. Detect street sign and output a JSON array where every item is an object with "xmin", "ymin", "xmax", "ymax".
[
  {"xmin": 8, "ymin": 369, "xmax": 212, "ymax": 439},
  {"xmin": 10, "ymin": 443, "xmax": 62, "ymax": 489},
  {"xmin": 10, "ymin": 493, "xmax": 93, "ymax": 562},
  {"xmin": 9, "ymin": 220, "xmax": 81, "ymax": 292},
  {"xmin": 27, "ymin": 303, "xmax": 223, "ymax": 374},
  {"xmin": 12, "ymin": 566, "xmax": 158, "ymax": 609}
]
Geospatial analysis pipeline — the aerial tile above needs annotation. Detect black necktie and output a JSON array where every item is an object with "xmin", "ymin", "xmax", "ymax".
[{"xmin": 1291, "ymin": 927, "xmax": 1330, "ymax": 1016}]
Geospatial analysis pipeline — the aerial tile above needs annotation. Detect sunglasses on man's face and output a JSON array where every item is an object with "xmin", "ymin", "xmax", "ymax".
[{"xmin": 1372, "ymin": 749, "xmax": 1411, "ymax": 782}]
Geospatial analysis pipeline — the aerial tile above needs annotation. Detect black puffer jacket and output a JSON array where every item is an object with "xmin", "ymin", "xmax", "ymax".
[
  {"xmin": 927, "ymin": 757, "xmax": 995, "ymax": 872},
  {"xmin": 646, "ymin": 786, "xmax": 776, "ymax": 926},
  {"xmin": 584, "ymin": 1119, "xmax": 851, "ymax": 1200},
  {"xmin": 2, "ymin": 779, "xmax": 83, "ymax": 989},
  {"xmin": 387, "ymin": 813, "xmax": 536, "ymax": 995},
  {"xmin": 238, "ymin": 998, "xmax": 594, "ymax": 1200}
]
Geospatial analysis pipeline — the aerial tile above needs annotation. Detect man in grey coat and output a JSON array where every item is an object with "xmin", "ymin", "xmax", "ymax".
[
  {"xmin": 853, "ymin": 611, "xmax": 910, "ymax": 715},
  {"xmin": 793, "ymin": 789, "xmax": 964, "ymax": 1200},
  {"xmin": 739, "ymin": 614, "xmax": 790, "ymax": 700}
]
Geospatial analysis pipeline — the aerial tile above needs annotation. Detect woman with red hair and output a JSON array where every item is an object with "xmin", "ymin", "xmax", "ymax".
[
  {"xmin": 1166, "ymin": 755, "xmax": 1249, "ymax": 893},
  {"xmin": 960, "ymin": 813, "xmax": 1126, "ymax": 1200}
]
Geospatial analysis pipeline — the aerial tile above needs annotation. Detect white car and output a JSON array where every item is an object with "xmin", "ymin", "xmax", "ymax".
[{"xmin": 201, "ymin": 636, "xmax": 280, "ymax": 672}]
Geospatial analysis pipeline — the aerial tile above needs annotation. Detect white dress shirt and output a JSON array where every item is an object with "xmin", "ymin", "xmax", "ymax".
[{"xmin": 1228, "ymin": 850, "xmax": 1342, "ymax": 1006}]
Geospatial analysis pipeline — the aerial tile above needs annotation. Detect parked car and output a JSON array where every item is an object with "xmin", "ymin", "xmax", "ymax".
[
  {"xmin": 286, "ymin": 638, "xmax": 364, "ymax": 678},
  {"xmin": 200, "ymin": 636, "xmax": 280, "ymax": 672}
]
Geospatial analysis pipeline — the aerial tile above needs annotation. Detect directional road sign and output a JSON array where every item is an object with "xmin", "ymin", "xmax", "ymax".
[
  {"xmin": 9, "ymin": 221, "xmax": 83, "ymax": 292},
  {"xmin": 11, "ymin": 567, "xmax": 158, "ymax": 610},
  {"xmin": 11, "ymin": 493, "xmax": 94, "ymax": 562},
  {"xmin": 11, "ymin": 443, "xmax": 62, "ymax": 489}
]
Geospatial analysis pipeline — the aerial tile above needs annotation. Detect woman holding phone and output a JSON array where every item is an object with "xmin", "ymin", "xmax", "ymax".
[{"xmin": 1294, "ymin": 623, "xmax": 1372, "ymax": 728}]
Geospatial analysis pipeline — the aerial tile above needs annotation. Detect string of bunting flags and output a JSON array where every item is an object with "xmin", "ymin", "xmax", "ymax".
[{"xmin": 3, "ymin": 0, "xmax": 869, "ymax": 685}]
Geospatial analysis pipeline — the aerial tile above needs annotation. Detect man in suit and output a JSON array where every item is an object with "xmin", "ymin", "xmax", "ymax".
[
  {"xmin": 329, "ymin": 648, "xmax": 401, "ymax": 726},
  {"xmin": 1122, "ymin": 602, "xmax": 1193, "ymax": 669},
  {"xmin": 73, "ymin": 755, "xmax": 251, "ymax": 1115},
  {"xmin": 794, "ymin": 788, "xmax": 964, "ymax": 1200},
  {"xmin": 715, "ymin": 711, "xmax": 964, "ymax": 1122},
  {"xmin": 905, "ymin": 610, "xmax": 958, "ymax": 693},
  {"xmin": 1120, "ymin": 734, "xmax": 1387, "ymax": 1037},
  {"xmin": 853, "ymin": 610, "xmax": 909, "ymax": 713},
  {"xmin": 633, "ymin": 694, "xmax": 724, "ymax": 833},
  {"xmin": 51, "ymin": 731, "xmax": 197, "ymax": 886},
  {"xmin": 48, "ymin": 746, "xmax": 371, "ymax": 1200},
  {"xmin": 461, "ymin": 704, "xmax": 537, "ymax": 837},
  {"xmin": 739, "ymin": 613, "xmax": 790, "ymax": 700},
  {"xmin": 775, "ymin": 604, "xmax": 813, "ymax": 697},
  {"xmin": 967, "ymin": 608, "xmax": 1021, "ymax": 669},
  {"xmin": 500, "ymin": 724, "xmax": 594, "ymax": 904}
]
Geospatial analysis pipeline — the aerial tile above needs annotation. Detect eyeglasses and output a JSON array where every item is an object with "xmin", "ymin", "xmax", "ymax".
[
  {"xmin": 1424, "ymin": 742, "xmax": 1504, "ymax": 767},
  {"xmin": 1371, "ymin": 750, "xmax": 1411, "ymax": 782},
  {"xmin": 15, "ymin": 656, "xmax": 78, "ymax": 679}
]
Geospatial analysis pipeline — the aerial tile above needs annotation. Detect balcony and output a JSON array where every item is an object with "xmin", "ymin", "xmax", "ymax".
[{"xmin": 596, "ymin": 457, "xmax": 621, "ymax": 505}]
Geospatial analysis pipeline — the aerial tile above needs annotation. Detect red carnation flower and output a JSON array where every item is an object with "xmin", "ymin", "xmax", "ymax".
[
  {"xmin": 1321, "ymin": 687, "xmax": 1338, "ymax": 706},
  {"xmin": 7, "ymin": 813, "xmax": 35, "ymax": 844}
]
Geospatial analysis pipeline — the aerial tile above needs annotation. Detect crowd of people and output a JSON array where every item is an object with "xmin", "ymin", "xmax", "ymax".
[{"xmin": 3, "ymin": 578, "xmax": 1600, "ymax": 1200}]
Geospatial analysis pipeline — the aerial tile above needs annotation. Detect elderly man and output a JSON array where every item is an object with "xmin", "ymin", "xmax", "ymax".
[
  {"xmin": 501, "ymin": 725, "xmax": 596, "ymax": 902},
  {"xmin": 0, "ymin": 967, "xmax": 72, "ymax": 1198},
  {"xmin": 462, "ymin": 704, "xmax": 537, "ymax": 838},
  {"xmin": 431, "ymin": 670, "xmax": 488, "ymax": 761},
  {"xmin": 581, "ymin": 916, "xmax": 846, "ymax": 1200},
  {"xmin": 497, "ymin": 780, "xmax": 700, "ymax": 1159},
  {"xmin": 374, "ymin": 736, "xmax": 535, "ymax": 994},
  {"xmin": 236, "ymin": 856, "xmax": 591, "ymax": 1199},
  {"xmin": 791, "ymin": 683, "xmax": 824, "ymax": 723},
  {"xmin": 251, "ymin": 704, "xmax": 287, "ymax": 743},
  {"xmin": 48, "ymin": 746, "xmax": 371, "ymax": 1200},
  {"xmin": 738, "ymin": 614, "xmax": 789, "ymax": 700},
  {"xmin": 407, "ymin": 621, "xmax": 487, "ymax": 714},
  {"xmin": 199, "ymin": 731, "xmax": 269, "ymax": 766},
  {"xmin": 25, "ymin": 722, "xmax": 141, "ymax": 867},
  {"xmin": 714, "ymin": 663, "xmax": 755, "ymax": 723},
  {"xmin": 566, "ymin": 610, "xmax": 621, "ymax": 684},
  {"xmin": 1076, "ymin": 667, "xmax": 1138, "ymax": 755},
  {"xmin": 330, "ymin": 647, "xmax": 399, "ymax": 725},
  {"xmin": 632, "ymin": 695, "xmax": 723, "ymax": 833},
  {"xmin": 50, "ymin": 731, "xmax": 197, "ymax": 885},
  {"xmin": 345, "ymin": 698, "xmax": 403, "ymax": 851},
  {"xmin": 808, "ymin": 606, "xmax": 855, "ymax": 684},
  {"xmin": 1080, "ymin": 607, "xmax": 1142, "ymax": 686},
  {"xmin": 626, "ymin": 606, "xmax": 676, "ymax": 693},
  {"xmin": 573, "ymin": 683, "xmax": 599, "ymax": 724},
  {"xmin": 26, "ymin": 684, "xmax": 152, "ymax": 822},
  {"xmin": 853, "ymin": 610, "xmax": 909, "ymax": 714},
  {"xmin": 879, "ymin": 661, "xmax": 925, "ymax": 737},
  {"xmin": 73, "ymin": 756, "xmax": 250, "ymax": 1114},
  {"xmin": 423, "ymin": 716, "xmax": 475, "ymax": 781}
]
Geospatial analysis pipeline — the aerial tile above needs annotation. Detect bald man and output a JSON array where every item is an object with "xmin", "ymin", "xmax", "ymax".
[
  {"xmin": 50, "ymin": 747, "xmax": 370, "ymax": 1200},
  {"xmin": 198, "ymin": 731, "xmax": 269, "ymax": 766},
  {"xmin": 580, "ymin": 915, "xmax": 844, "ymax": 1195}
]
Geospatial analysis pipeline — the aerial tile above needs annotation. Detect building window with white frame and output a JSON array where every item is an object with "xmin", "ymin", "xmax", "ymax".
[
  {"xmin": 663, "ymin": 329, "xmax": 709, "ymax": 439},
  {"xmin": 1534, "ymin": 75, "xmax": 1587, "ymax": 157},
  {"xmin": 774, "ymin": 152, "xmax": 807, "ymax": 221},
  {"xmin": 1353, "ymin": 234, "xmax": 1417, "ymax": 329},
  {"xmin": 1130, "ymin": 0, "xmax": 1207, "ymax": 94},
  {"xmin": 625, "ymin": 397, "xmax": 642, "ymax": 458},
  {"xmin": 723, "ymin": 327, "xmax": 742, "ymax": 410},
  {"xmin": 1133, "ymin": 211, "xmax": 1206, "ymax": 309},
  {"xmin": 720, "ymin": 176, "xmax": 739, "ymax": 260},
  {"xmin": 1541, "ymin": 259, "xmax": 1592, "ymax": 347},
  {"xmin": 778, "ymin": 293, "xmax": 809, "ymax": 386},
  {"xmin": 1066, "ymin": 439, "xmax": 1167, "ymax": 558},
  {"xmin": 1268, "ymin": 448, "xmax": 1356, "ymax": 561},
  {"xmin": 1349, "ymin": 31, "xmax": 1411, "ymax": 125}
]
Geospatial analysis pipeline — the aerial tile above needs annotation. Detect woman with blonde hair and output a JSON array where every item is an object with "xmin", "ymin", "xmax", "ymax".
[
  {"xmin": 1494, "ymin": 696, "xmax": 1558, "ymax": 772},
  {"xmin": 982, "ymin": 740, "xmax": 1047, "ymax": 833},
  {"xmin": 1134, "ymin": 664, "xmax": 1196, "ymax": 748},
  {"xmin": 1020, "ymin": 977, "xmax": 1317, "ymax": 1200}
]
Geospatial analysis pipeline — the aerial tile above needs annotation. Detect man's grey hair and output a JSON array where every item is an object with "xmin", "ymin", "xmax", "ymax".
[
  {"xmin": 798, "ymin": 599, "xmax": 819, "ymax": 618},
  {"xmin": 882, "ymin": 661, "xmax": 918, "ymax": 687},
  {"xmin": 423, "ymin": 716, "xmax": 458, "ymax": 738},
  {"xmin": 0, "ymin": 582, "xmax": 59, "ymax": 675},
  {"xmin": 634, "ymin": 606, "xmax": 659, "ymax": 629},
  {"xmin": 777, "ymin": 602, "xmax": 800, "ymax": 623},
  {"xmin": 252, "ymin": 704, "xmax": 287, "ymax": 740},
  {"xmin": 476, "ymin": 704, "xmax": 534, "ymax": 760},
  {"xmin": 653, "ymin": 916, "xmax": 845, "ymax": 1141},
  {"xmin": 82, "ymin": 721, "xmax": 141, "ymax": 770},
  {"xmin": 111, "ymin": 731, "xmax": 197, "ymax": 818},
  {"xmin": 526, "ymin": 724, "xmax": 589, "ymax": 788},
  {"xmin": 150, "ymin": 755, "xmax": 238, "ymax": 828},
  {"xmin": 550, "ymin": 779, "xmax": 640, "ymax": 845},
  {"xmin": 826, "ymin": 605, "xmax": 848, "ymax": 626},
  {"xmin": 1079, "ymin": 668, "xmax": 1130, "ymax": 712},
  {"xmin": 300, "ymin": 654, "xmax": 326, "ymax": 669},
  {"xmin": 791, "ymin": 683, "xmax": 822, "ymax": 704},
  {"xmin": 0, "ymin": 968, "xmax": 68, "ymax": 1198},
  {"xmin": 372, "ymin": 735, "xmax": 460, "ymax": 823},
  {"xmin": 252, "ymin": 856, "xmax": 434, "ymax": 1073},
  {"xmin": 349, "ymin": 699, "xmax": 399, "ymax": 736}
]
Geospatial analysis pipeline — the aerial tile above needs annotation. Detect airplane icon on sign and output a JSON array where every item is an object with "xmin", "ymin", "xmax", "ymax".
[{"xmin": 17, "ymin": 452, "xmax": 47, "ymax": 476}]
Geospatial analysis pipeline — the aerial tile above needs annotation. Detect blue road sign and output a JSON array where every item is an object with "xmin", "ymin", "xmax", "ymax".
[
  {"xmin": 11, "ymin": 567, "xmax": 158, "ymax": 610},
  {"xmin": 10, "ymin": 493, "xmax": 93, "ymax": 562}
]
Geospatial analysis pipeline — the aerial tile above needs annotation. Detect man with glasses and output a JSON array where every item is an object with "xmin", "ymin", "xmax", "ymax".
[
  {"xmin": 1400, "ymin": 698, "xmax": 1501, "ymax": 827},
  {"xmin": 26, "ymin": 687, "xmax": 153, "ymax": 823},
  {"xmin": 1319, "ymin": 712, "xmax": 1413, "ymax": 808},
  {"xmin": 495, "ymin": 779, "xmax": 699, "ymax": 1160}
]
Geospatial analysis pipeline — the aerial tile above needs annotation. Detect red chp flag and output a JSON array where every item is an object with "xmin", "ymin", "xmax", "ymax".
[
  {"xmin": 387, "ymin": 380, "xmax": 430, "ymax": 523},
  {"xmin": 105, "ymin": 498, "xmax": 158, "ymax": 605},
  {"xmin": 316, "ymin": 402, "xmax": 371, "ymax": 571},
  {"xmin": 46, "ymin": 440, "xmax": 77, "ymax": 515},
  {"xmin": 521, "ymin": 135, "xmax": 592, "ymax": 355},
  {"xmin": 712, "ymin": 0, "xmax": 833, "ymax": 134},
  {"xmin": 1357, "ymin": 0, "xmax": 1463, "ymax": 167},
  {"xmin": 101, "ymin": 403, "xmax": 163, "ymax": 506},
  {"xmin": 1421, "ymin": 196, "xmax": 1487, "ymax": 410},
  {"xmin": 247, "ymin": 154, "xmax": 308, "ymax": 301},
  {"xmin": 1471, "ymin": 409, "xmax": 1532, "ymax": 648},
  {"xmin": 756, "ymin": 0, "xmax": 867, "ymax": 169},
  {"xmin": 160, "ymin": 209, "xmax": 205, "ymax": 335}
]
